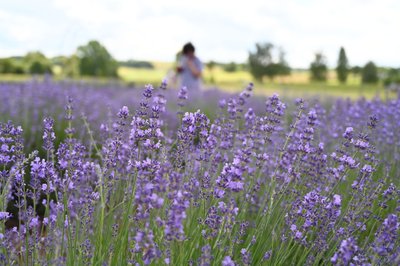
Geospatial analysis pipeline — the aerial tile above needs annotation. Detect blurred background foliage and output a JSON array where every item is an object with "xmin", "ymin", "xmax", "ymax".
[{"xmin": 0, "ymin": 39, "xmax": 399, "ymax": 100}]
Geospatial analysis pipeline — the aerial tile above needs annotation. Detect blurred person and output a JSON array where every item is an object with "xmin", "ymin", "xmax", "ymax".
[{"xmin": 176, "ymin": 42, "xmax": 203, "ymax": 90}]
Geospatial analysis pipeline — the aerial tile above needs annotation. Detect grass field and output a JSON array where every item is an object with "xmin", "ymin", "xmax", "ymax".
[
  {"xmin": 117, "ymin": 63, "xmax": 393, "ymax": 100},
  {"xmin": 0, "ymin": 62, "xmax": 396, "ymax": 101}
]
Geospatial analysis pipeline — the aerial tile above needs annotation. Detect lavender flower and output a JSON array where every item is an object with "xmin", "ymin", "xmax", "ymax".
[
  {"xmin": 240, "ymin": 248, "xmax": 251, "ymax": 265},
  {"xmin": 372, "ymin": 214, "xmax": 399, "ymax": 258},
  {"xmin": 42, "ymin": 117, "xmax": 55, "ymax": 152},
  {"xmin": 199, "ymin": 245, "xmax": 212, "ymax": 266},
  {"xmin": 165, "ymin": 190, "xmax": 189, "ymax": 241},
  {"xmin": 331, "ymin": 238, "xmax": 359, "ymax": 265},
  {"xmin": 0, "ymin": 212, "xmax": 11, "ymax": 221},
  {"xmin": 117, "ymin": 106, "xmax": 130, "ymax": 119},
  {"xmin": 222, "ymin": 256, "xmax": 235, "ymax": 266},
  {"xmin": 263, "ymin": 250, "xmax": 272, "ymax": 261}
]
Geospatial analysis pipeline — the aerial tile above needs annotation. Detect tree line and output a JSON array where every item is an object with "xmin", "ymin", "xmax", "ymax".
[
  {"xmin": 0, "ymin": 40, "xmax": 154, "ymax": 78},
  {"xmin": 1, "ymin": 40, "xmax": 399, "ymax": 85},
  {"xmin": 246, "ymin": 42, "xmax": 399, "ymax": 85}
]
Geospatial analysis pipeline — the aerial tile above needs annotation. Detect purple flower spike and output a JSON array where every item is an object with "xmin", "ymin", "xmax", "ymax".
[
  {"xmin": 331, "ymin": 237, "xmax": 359, "ymax": 265},
  {"xmin": 373, "ymin": 214, "xmax": 399, "ymax": 258},
  {"xmin": 333, "ymin": 194, "xmax": 342, "ymax": 206},
  {"xmin": 222, "ymin": 256, "xmax": 235, "ymax": 266},
  {"xmin": 117, "ymin": 106, "xmax": 129, "ymax": 119}
]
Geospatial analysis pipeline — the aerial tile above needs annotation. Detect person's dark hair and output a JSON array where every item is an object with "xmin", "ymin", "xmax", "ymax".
[{"xmin": 182, "ymin": 42, "xmax": 195, "ymax": 55}]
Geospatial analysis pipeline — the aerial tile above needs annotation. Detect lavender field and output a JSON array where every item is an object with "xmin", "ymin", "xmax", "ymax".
[{"xmin": 0, "ymin": 79, "xmax": 399, "ymax": 265}]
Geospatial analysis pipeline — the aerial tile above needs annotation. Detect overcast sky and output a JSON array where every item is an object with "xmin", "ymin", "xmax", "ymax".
[{"xmin": 0, "ymin": 0, "xmax": 399, "ymax": 68}]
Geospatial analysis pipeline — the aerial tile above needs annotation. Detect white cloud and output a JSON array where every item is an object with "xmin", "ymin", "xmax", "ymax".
[{"xmin": 0, "ymin": 0, "xmax": 399, "ymax": 68}]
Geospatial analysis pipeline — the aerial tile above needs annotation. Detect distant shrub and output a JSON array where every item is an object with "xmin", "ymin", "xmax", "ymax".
[
  {"xmin": 77, "ymin": 40, "xmax": 118, "ymax": 77},
  {"xmin": 29, "ymin": 61, "xmax": 52, "ymax": 74},
  {"xmin": 248, "ymin": 42, "xmax": 291, "ymax": 82},
  {"xmin": 336, "ymin": 47, "xmax": 349, "ymax": 83},
  {"xmin": 362, "ymin": 61, "xmax": 379, "ymax": 84},
  {"xmin": 310, "ymin": 52, "xmax": 328, "ymax": 81},
  {"xmin": 383, "ymin": 68, "xmax": 400, "ymax": 86},
  {"xmin": 223, "ymin": 62, "xmax": 237, "ymax": 72},
  {"xmin": 119, "ymin": 60, "xmax": 154, "ymax": 69},
  {"xmin": 0, "ymin": 59, "xmax": 15, "ymax": 73}
]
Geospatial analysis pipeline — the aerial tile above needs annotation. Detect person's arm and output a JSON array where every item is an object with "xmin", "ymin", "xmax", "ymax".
[
  {"xmin": 176, "ymin": 56, "xmax": 184, "ymax": 73},
  {"xmin": 187, "ymin": 58, "xmax": 202, "ymax": 78}
]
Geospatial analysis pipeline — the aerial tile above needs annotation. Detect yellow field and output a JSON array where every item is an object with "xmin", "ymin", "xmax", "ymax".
[
  {"xmin": 117, "ymin": 67, "xmax": 168, "ymax": 85},
  {"xmin": 118, "ymin": 62, "xmax": 362, "ymax": 86}
]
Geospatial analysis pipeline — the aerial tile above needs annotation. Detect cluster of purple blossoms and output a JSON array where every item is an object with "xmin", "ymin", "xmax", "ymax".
[
  {"xmin": 215, "ymin": 154, "xmax": 247, "ymax": 197},
  {"xmin": 331, "ymin": 237, "xmax": 369, "ymax": 265},
  {"xmin": 371, "ymin": 214, "xmax": 399, "ymax": 262},
  {"xmin": 259, "ymin": 94, "xmax": 286, "ymax": 143},
  {"xmin": 42, "ymin": 117, "xmax": 55, "ymax": 153},
  {"xmin": 0, "ymin": 122, "xmax": 24, "ymax": 166},
  {"xmin": 287, "ymin": 190, "xmax": 342, "ymax": 249},
  {"xmin": 165, "ymin": 189, "xmax": 189, "ymax": 241},
  {"xmin": 222, "ymin": 255, "xmax": 235, "ymax": 266},
  {"xmin": 177, "ymin": 86, "xmax": 189, "ymax": 113},
  {"xmin": 198, "ymin": 244, "xmax": 212, "ymax": 266},
  {"xmin": 129, "ymin": 85, "xmax": 167, "ymax": 155},
  {"xmin": 0, "ymin": 79, "xmax": 399, "ymax": 265}
]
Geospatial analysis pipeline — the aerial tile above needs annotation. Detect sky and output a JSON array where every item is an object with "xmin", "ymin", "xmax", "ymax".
[{"xmin": 0, "ymin": 0, "xmax": 399, "ymax": 68}]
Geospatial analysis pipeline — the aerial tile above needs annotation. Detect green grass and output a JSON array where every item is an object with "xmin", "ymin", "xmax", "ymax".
[
  {"xmin": 242, "ymin": 82, "xmax": 388, "ymax": 101},
  {"xmin": 117, "ymin": 64, "xmax": 393, "ymax": 100},
  {"xmin": 0, "ymin": 73, "xmax": 34, "ymax": 82},
  {"xmin": 1, "ymin": 63, "xmax": 396, "ymax": 101}
]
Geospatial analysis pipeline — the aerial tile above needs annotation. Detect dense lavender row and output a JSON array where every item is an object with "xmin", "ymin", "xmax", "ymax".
[
  {"xmin": 0, "ymin": 78, "xmax": 251, "ymax": 152},
  {"xmin": 0, "ymin": 80, "xmax": 399, "ymax": 265}
]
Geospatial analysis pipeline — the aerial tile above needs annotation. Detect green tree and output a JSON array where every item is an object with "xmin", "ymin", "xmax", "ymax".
[
  {"xmin": 351, "ymin": 66, "xmax": 362, "ymax": 76},
  {"xmin": 24, "ymin": 51, "xmax": 52, "ymax": 74},
  {"xmin": 336, "ymin": 47, "xmax": 349, "ymax": 83},
  {"xmin": 277, "ymin": 48, "xmax": 291, "ymax": 76},
  {"xmin": 0, "ymin": 59, "xmax": 15, "ymax": 73},
  {"xmin": 63, "ymin": 55, "xmax": 81, "ymax": 78},
  {"xmin": 264, "ymin": 63, "xmax": 281, "ymax": 81},
  {"xmin": 51, "ymin": 56, "xmax": 68, "ymax": 66},
  {"xmin": 362, "ymin": 61, "xmax": 379, "ymax": 84},
  {"xmin": 29, "ymin": 61, "xmax": 47, "ymax": 74},
  {"xmin": 248, "ymin": 43, "xmax": 273, "ymax": 81},
  {"xmin": 248, "ymin": 42, "xmax": 291, "ymax": 82},
  {"xmin": 383, "ymin": 68, "xmax": 400, "ymax": 86},
  {"xmin": 310, "ymin": 52, "xmax": 328, "ymax": 81},
  {"xmin": 7, "ymin": 56, "xmax": 25, "ymax": 74},
  {"xmin": 76, "ymin": 40, "xmax": 118, "ymax": 77},
  {"xmin": 13, "ymin": 65, "xmax": 25, "ymax": 74},
  {"xmin": 224, "ymin": 62, "xmax": 237, "ymax": 72}
]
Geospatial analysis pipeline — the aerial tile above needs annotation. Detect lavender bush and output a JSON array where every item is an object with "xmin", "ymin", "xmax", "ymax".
[{"xmin": 0, "ymin": 79, "xmax": 399, "ymax": 265}]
